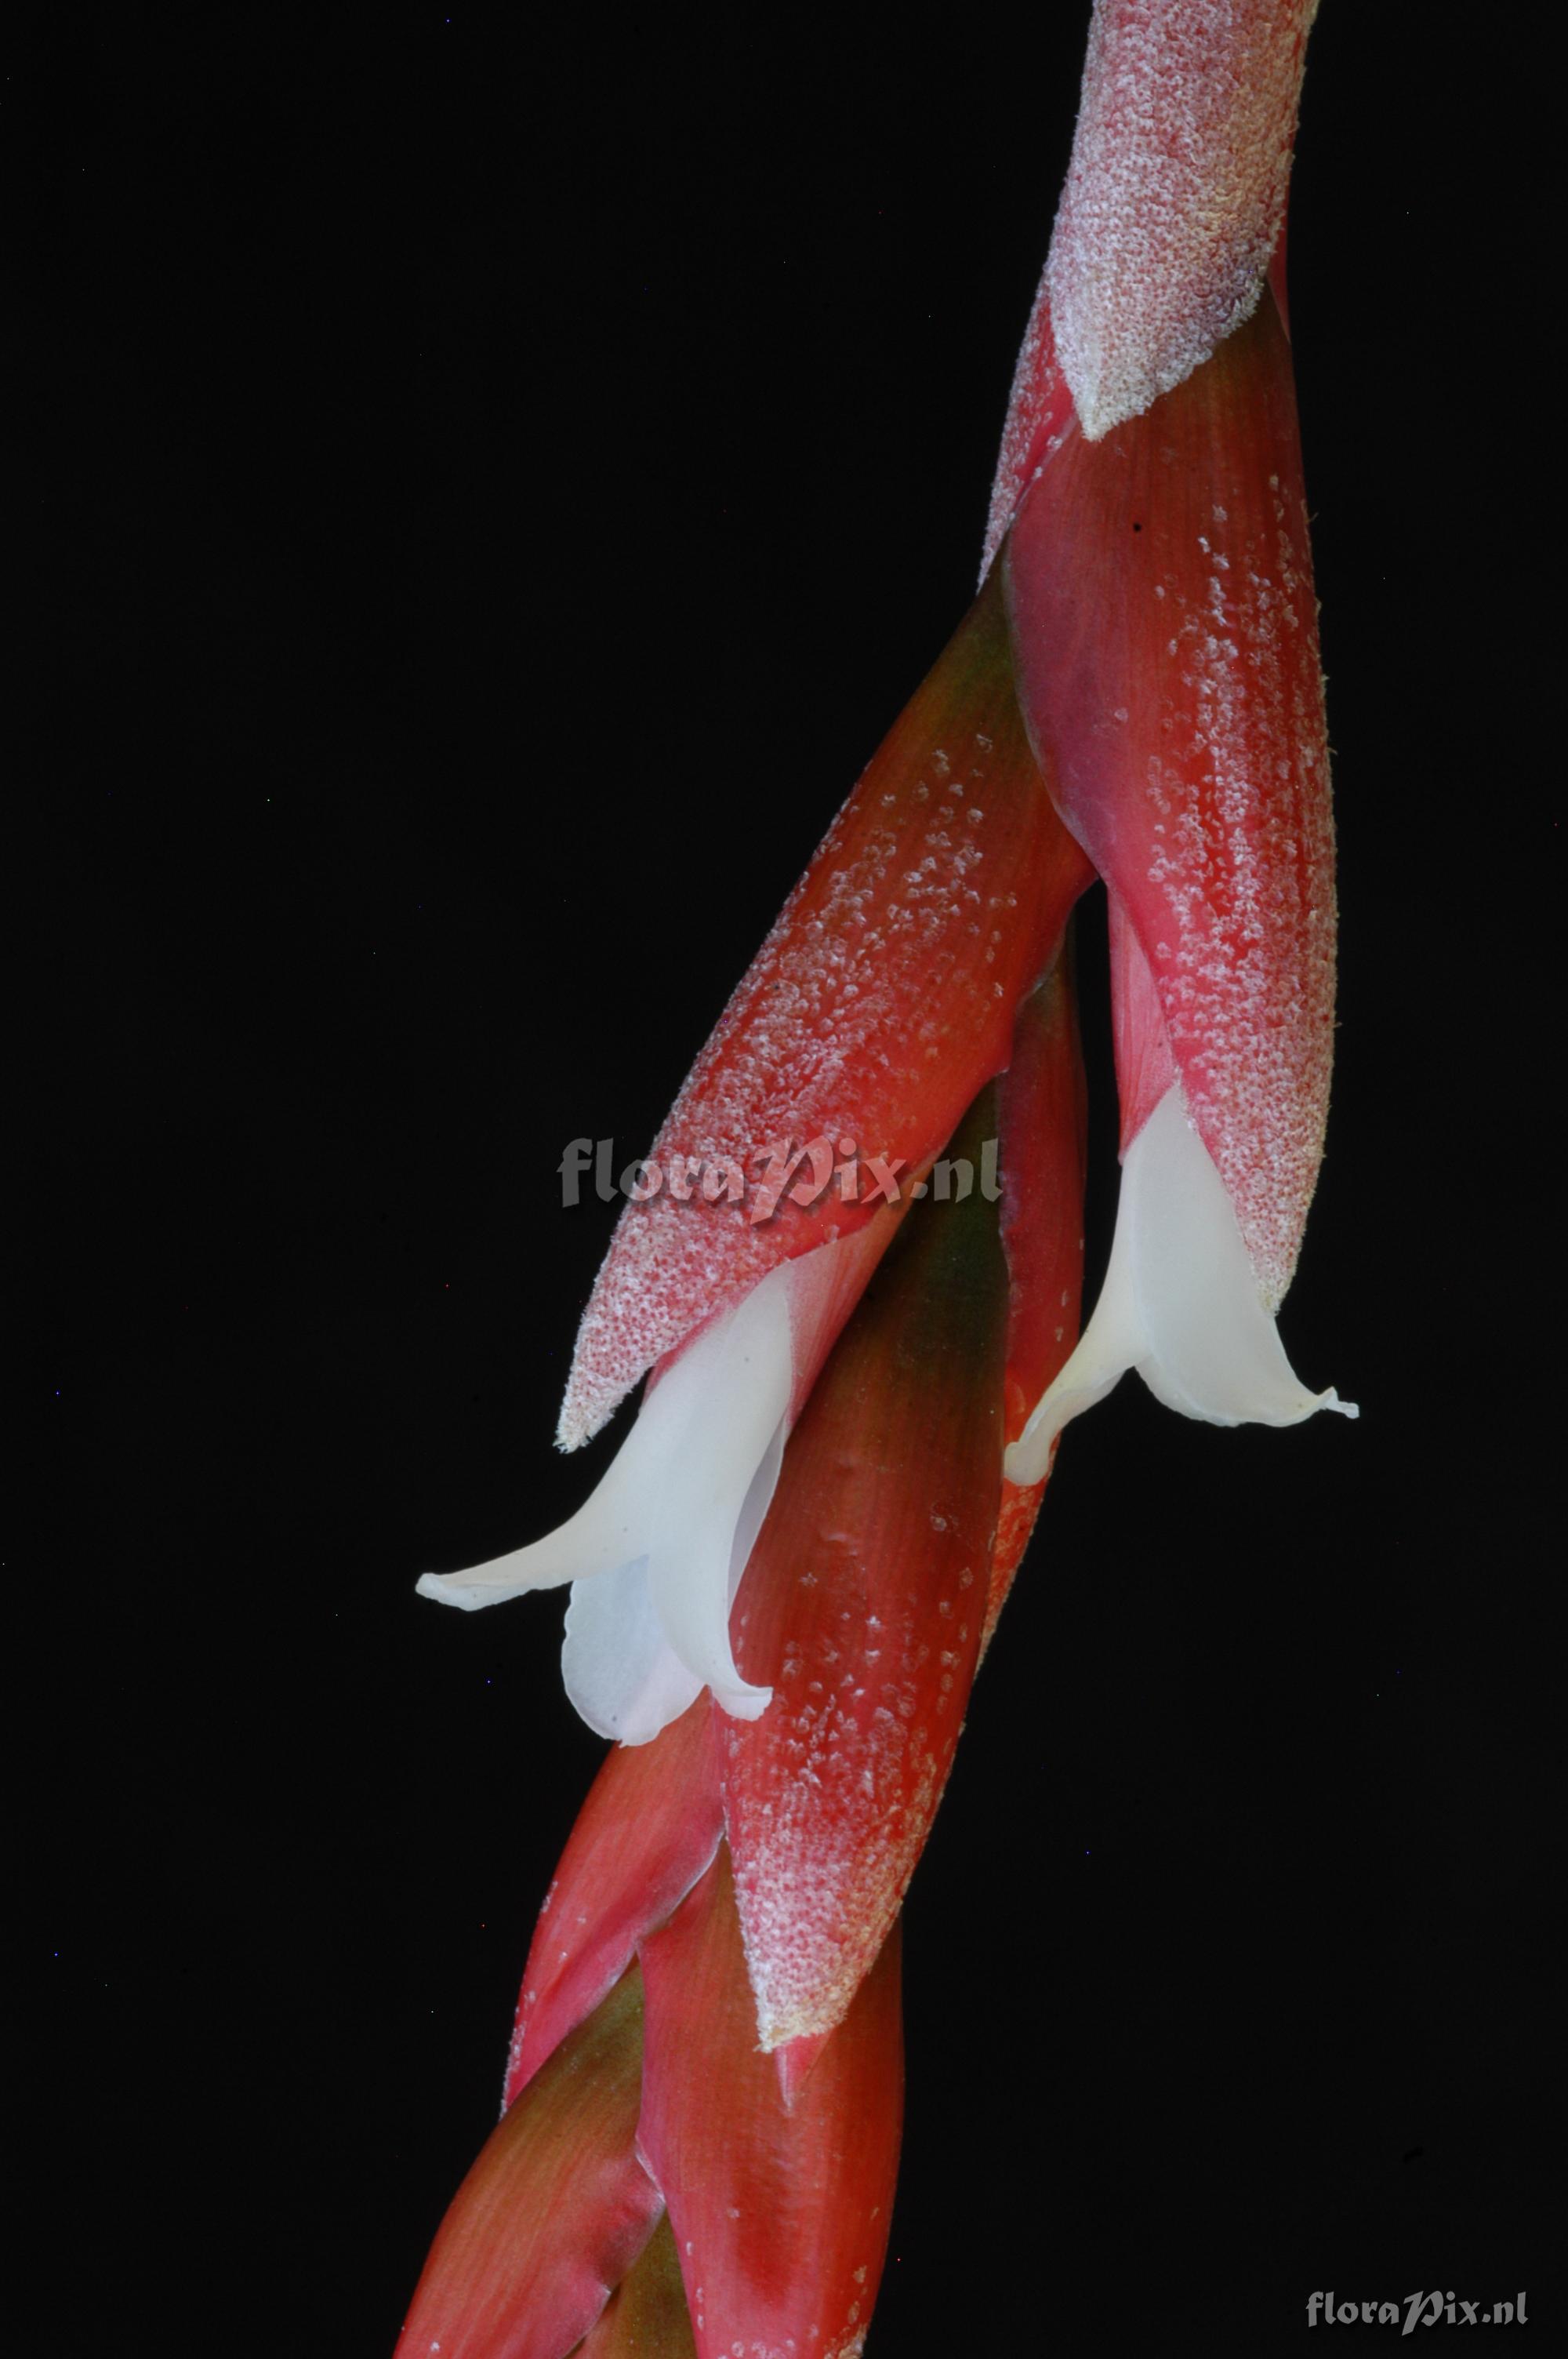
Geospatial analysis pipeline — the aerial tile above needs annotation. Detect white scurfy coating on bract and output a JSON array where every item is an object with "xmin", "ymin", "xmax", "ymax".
[
  {"xmin": 557, "ymin": 713, "xmax": 1033, "ymax": 1452},
  {"xmin": 1047, "ymin": 0, "xmax": 1316, "ymax": 441},
  {"xmin": 730, "ymin": 1694, "xmax": 945, "ymax": 2051},
  {"xmin": 1152, "ymin": 482, "xmax": 1334, "ymax": 1314}
]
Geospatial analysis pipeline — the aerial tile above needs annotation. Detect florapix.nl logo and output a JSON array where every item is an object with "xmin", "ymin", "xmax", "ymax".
[
  {"xmin": 558, "ymin": 1135, "xmax": 1001, "ymax": 1223},
  {"xmin": 1306, "ymin": 2291, "xmax": 1529, "ymax": 2332}
]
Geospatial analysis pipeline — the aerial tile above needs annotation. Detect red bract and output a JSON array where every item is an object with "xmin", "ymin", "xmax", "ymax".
[
  {"xmin": 717, "ymin": 1013, "xmax": 1090, "ymax": 2064},
  {"xmin": 559, "ymin": 563, "xmax": 1091, "ymax": 1456},
  {"xmin": 1007, "ymin": 292, "xmax": 1330, "ymax": 1308},
  {"xmin": 721, "ymin": 1088, "xmax": 1007, "ymax": 2055},
  {"xmin": 503, "ymin": 1698, "xmax": 722, "ymax": 2106},
  {"xmin": 639, "ymin": 1852, "xmax": 903, "ymax": 2358},
  {"xmin": 574, "ymin": 2218, "xmax": 695, "ymax": 2357},
  {"xmin": 983, "ymin": 958, "xmax": 1090, "ymax": 1652},
  {"xmin": 398, "ymin": 1967, "xmax": 660, "ymax": 2359},
  {"xmin": 986, "ymin": 0, "xmax": 1317, "ymax": 554}
]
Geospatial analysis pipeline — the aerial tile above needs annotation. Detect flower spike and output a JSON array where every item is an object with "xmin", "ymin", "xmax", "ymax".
[{"xmin": 402, "ymin": 6, "xmax": 1356, "ymax": 2346}]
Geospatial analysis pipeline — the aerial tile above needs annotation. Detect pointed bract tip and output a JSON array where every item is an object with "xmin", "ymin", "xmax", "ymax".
[
  {"xmin": 771, "ymin": 2029, "xmax": 831, "ymax": 2109},
  {"xmin": 1047, "ymin": 0, "xmax": 1316, "ymax": 441}
]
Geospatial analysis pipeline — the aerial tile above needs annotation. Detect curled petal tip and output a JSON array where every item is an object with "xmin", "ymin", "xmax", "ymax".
[
  {"xmin": 713, "ymin": 1681, "xmax": 775, "ymax": 1725},
  {"xmin": 415, "ymin": 1569, "xmax": 493, "ymax": 1612},
  {"xmin": 1004, "ymin": 1081, "xmax": 1352, "ymax": 1483}
]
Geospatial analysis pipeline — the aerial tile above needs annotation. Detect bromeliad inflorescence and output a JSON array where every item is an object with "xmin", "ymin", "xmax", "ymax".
[{"xmin": 399, "ymin": 5, "xmax": 1353, "ymax": 2351}]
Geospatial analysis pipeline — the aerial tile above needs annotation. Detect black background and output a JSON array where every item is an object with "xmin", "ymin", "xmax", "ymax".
[{"xmin": 24, "ymin": 8, "xmax": 1558, "ymax": 2352}]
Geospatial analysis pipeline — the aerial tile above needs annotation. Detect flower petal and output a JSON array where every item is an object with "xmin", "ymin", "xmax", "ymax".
[
  {"xmin": 561, "ymin": 1562, "xmax": 705, "ymax": 1754},
  {"xmin": 560, "ymin": 1409, "xmax": 788, "ymax": 1743},
  {"xmin": 637, "ymin": 1299, "xmax": 791, "ymax": 1722},
  {"xmin": 636, "ymin": 1846, "xmax": 902, "ymax": 2359},
  {"xmin": 421, "ymin": 1259, "xmax": 795, "ymax": 1728},
  {"xmin": 1005, "ymin": 1078, "xmax": 1354, "ymax": 1482}
]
